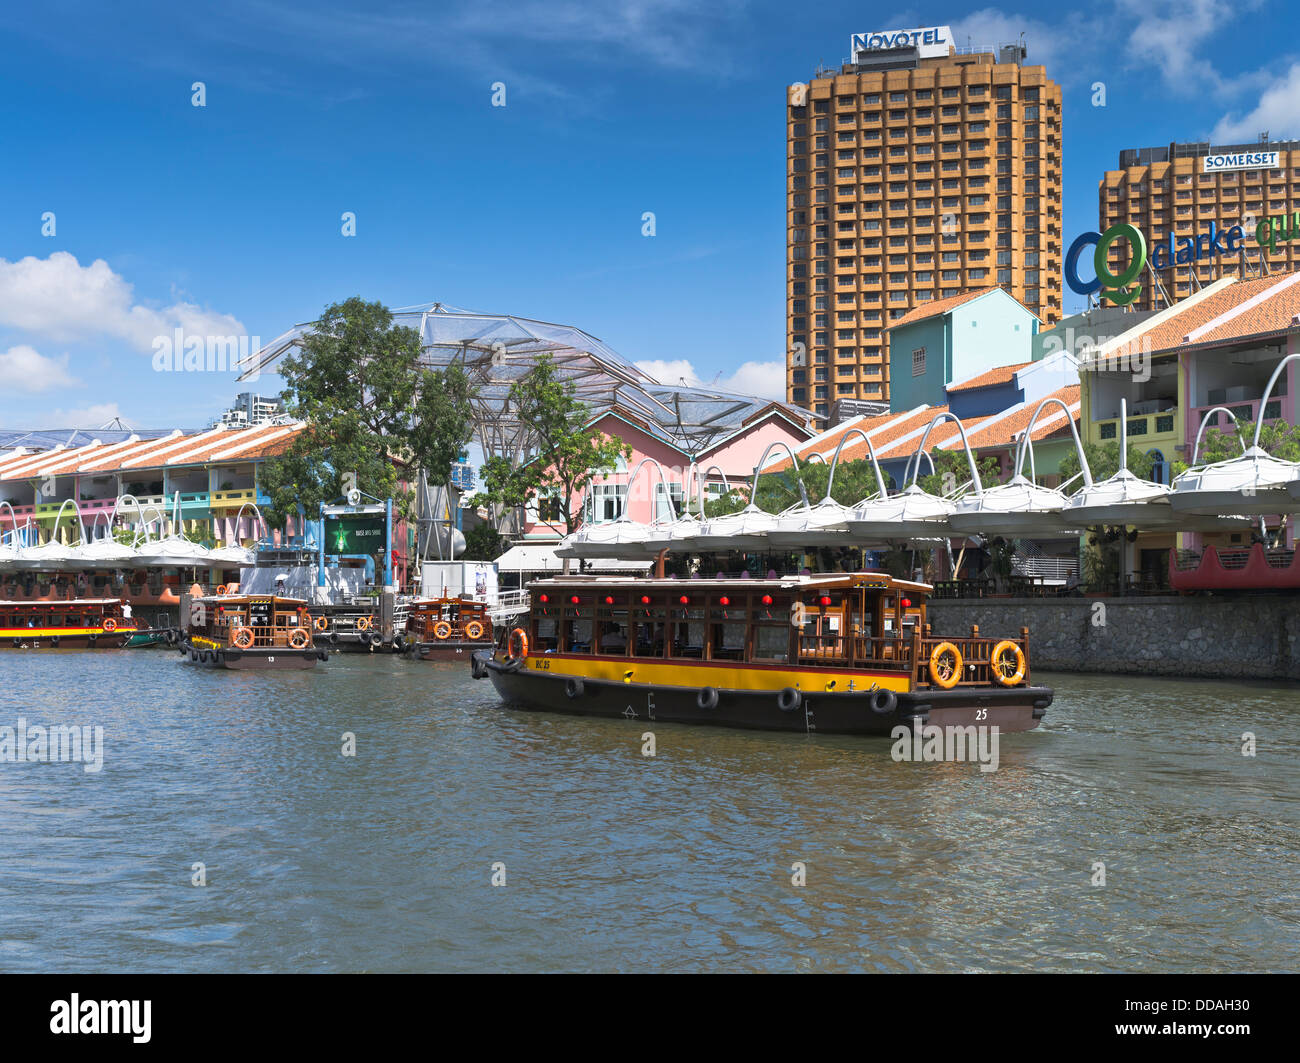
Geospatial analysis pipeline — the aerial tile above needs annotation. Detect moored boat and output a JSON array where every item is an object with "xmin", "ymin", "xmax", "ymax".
[
  {"xmin": 0, "ymin": 598, "xmax": 142, "ymax": 649},
  {"xmin": 180, "ymin": 593, "xmax": 326, "ymax": 670},
  {"xmin": 473, "ymin": 573, "xmax": 1052, "ymax": 735},
  {"xmin": 407, "ymin": 596, "xmax": 494, "ymax": 660}
]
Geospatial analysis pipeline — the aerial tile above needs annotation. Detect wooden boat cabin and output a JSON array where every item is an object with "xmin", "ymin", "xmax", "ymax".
[
  {"xmin": 407, "ymin": 597, "xmax": 494, "ymax": 661},
  {"xmin": 181, "ymin": 593, "xmax": 326, "ymax": 670},
  {"xmin": 0, "ymin": 598, "xmax": 141, "ymax": 649},
  {"xmin": 473, "ymin": 573, "xmax": 1052, "ymax": 735}
]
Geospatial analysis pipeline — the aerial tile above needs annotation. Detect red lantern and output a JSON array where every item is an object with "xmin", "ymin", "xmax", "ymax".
[
  {"xmin": 900, "ymin": 598, "xmax": 912, "ymax": 608},
  {"xmin": 819, "ymin": 596, "xmax": 832, "ymax": 608},
  {"xmin": 678, "ymin": 595, "xmax": 689, "ymax": 605},
  {"xmin": 604, "ymin": 595, "xmax": 615, "ymax": 605},
  {"xmin": 539, "ymin": 594, "xmax": 549, "ymax": 604},
  {"xmin": 640, "ymin": 595, "xmax": 651, "ymax": 605},
  {"xmin": 719, "ymin": 596, "xmax": 730, "ymax": 607},
  {"xmin": 570, "ymin": 595, "xmax": 580, "ymax": 605},
  {"xmin": 761, "ymin": 594, "xmax": 773, "ymax": 606}
]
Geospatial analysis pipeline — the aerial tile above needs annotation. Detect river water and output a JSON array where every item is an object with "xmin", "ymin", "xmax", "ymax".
[{"xmin": 1, "ymin": 649, "xmax": 1296, "ymax": 972}]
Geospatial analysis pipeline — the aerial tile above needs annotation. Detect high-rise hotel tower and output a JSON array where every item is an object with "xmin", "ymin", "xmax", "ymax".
[{"xmin": 786, "ymin": 26, "xmax": 1062, "ymax": 422}]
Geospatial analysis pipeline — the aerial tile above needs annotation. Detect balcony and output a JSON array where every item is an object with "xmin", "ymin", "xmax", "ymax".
[
  {"xmin": 1190, "ymin": 397, "xmax": 1284, "ymax": 435},
  {"xmin": 1094, "ymin": 408, "xmax": 1178, "ymax": 443}
]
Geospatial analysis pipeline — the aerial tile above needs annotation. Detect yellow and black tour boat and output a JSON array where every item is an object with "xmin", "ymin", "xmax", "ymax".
[{"xmin": 472, "ymin": 572, "xmax": 1051, "ymax": 735}]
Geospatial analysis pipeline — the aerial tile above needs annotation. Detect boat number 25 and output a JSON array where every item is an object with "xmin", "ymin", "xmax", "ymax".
[
  {"xmin": 976, "ymin": 708, "xmax": 988, "ymax": 721},
  {"xmin": 532, "ymin": 658, "xmax": 550, "ymax": 670}
]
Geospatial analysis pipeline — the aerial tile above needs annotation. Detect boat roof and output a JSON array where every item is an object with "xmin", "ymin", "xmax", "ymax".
[
  {"xmin": 0, "ymin": 597, "xmax": 124, "ymax": 606},
  {"xmin": 197, "ymin": 594, "xmax": 309, "ymax": 604},
  {"xmin": 528, "ymin": 572, "xmax": 933, "ymax": 594}
]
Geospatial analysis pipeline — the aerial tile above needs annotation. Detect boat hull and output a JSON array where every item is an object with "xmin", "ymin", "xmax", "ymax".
[
  {"xmin": 180, "ymin": 641, "xmax": 323, "ymax": 670},
  {"xmin": 417, "ymin": 639, "xmax": 494, "ymax": 661},
  {"xmin": 1, "ymin": 631, "xmax": 134, "ymax": 650},
  {"xmin": 480, "ymin": 656, "xmax": 1050, "ymax": 736}
]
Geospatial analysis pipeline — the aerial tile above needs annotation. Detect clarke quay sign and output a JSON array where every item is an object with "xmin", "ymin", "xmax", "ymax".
[
  {"xmin": 851, "ymin": 25, "xmax": 952, "ymax": 61},
  {"xmin": 1065, "ymin": 214, "xmax": 1300, "ymax": 304}
]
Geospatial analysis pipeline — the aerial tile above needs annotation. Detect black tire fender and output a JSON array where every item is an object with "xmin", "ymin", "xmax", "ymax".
[
  {"xmin": 564, "ymin": 677, "xmax": 584, "ymax": 699},
  {"xmin": 696, "ymin": 686, "xmax": 720, "ymax": 710},
  {"xmin": 470, "ymin": 654, "xmax": 488, "ymax": 679},
  {"xmin": 869, "ymin": 687, "xmax": 898, "ymax": 716},
  {"xmin": 777, "ymin": 687, "xmax": 802, "ymax": 713}
]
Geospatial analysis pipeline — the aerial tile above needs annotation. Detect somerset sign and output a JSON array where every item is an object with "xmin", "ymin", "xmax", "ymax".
[{"xmin": 1202, "ymin": 151, "xmax": 1280, "ymax": 173}]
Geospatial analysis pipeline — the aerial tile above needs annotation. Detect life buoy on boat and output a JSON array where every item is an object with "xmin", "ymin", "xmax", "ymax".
[
  {"xmin": 928, "ymin": 642, "xmax": 963, "ymax": 690},
  {"xmin": 232, "ymin": 627, "xmax": 254, "ymax": 649},
  {"xmin": 464, "ymin": 620, "xmax": 484, "ymax": 641},
  {"xmin": 216, "ymin": 584, "xmax": 228, "ymax": 596},
  {"xmin": 432, "ymin": 621, "xmax": 453, "ymax": 640},
  {"xmin": 289, "ymin": 628, "xmax": 310, "ymax": 649},
  {"xmin": 313, "ymin": 615, "xmax": 329, "ymax": 632},
  {"xmin": 102, "ymin": 617, "xmax": 117, "ymax": 633},
  {"xmin": 507, "ymin": 628, "xmax": 528, "ymax": 660},
  {"xmin": 355, "ymin": 616, "xmax": 371, "ymax": 632},
  {"xmin": 990, "ymin": 640, "xmax": 1026, "ymax": 686}
]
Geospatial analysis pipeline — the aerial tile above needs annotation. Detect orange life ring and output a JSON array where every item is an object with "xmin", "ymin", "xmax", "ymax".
[
  {"xmin": 102, "ymin": 617, "xmax": 117, "ymax": 633},
  {"xmin": 991, "ymin": 640, "xmax": 1026, "ymax": 686},
  {"xmin": 356, "ymin": 616, "xmax": 372, "ymax": 632},
  {"xmin": 289, "ymin": 628, "xmax": 310, "ymax": 649},
  {"xmin": 232, "ymin": 627, "xmax": 254, "ymax": 649},
  {"xmin": 313, "ymin": 615, "xmax": 329, "ymax": 632},
  {"xmin": 508, "ymin": 627, "xmax": 528, "ymax": 660},
  {"xmin": 216, "ymin": 584, "xmax": 228, "ymax": 596},
  {"xmin": 464, "ymin": 620, "xmax": 484, "ymax": 641},
  {"xmin": 928, "ymin": 641, "xmax": 963, "ymax": 689},
  {"xmin": 432, "ymin": 620, "xmax": 453, "ymax": 640}
]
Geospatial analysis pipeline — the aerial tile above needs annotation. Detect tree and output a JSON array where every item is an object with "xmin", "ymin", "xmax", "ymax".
[
  {"xmin": 1172, "ymin": 418, "xmax": 1300, "ymax": 477},
  {"xmin": 480, "ymin": 355, "xmax": 631, "ymax": 535},
  {"xmin": 1059, "ymin": 440, "xmax": 1154, "ymax": 484},
  {"xmin": 915, "ymin": 447, "xmax": 1001, "ymax": 495},
  {"xmin": 461, "ymin": 522, "xmax": 504, "ymax": 561},
  {"xmin": 258, "ymin": 297, "xmax": 475, "ymax": 528}
]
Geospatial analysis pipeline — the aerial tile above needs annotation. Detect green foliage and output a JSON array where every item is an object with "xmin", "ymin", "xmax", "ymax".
[
  {"xmin": 479, "ymin": 354, "xmax": 631, "ymax": 534},
  {"xmin": 1059, "ymin": 440, "xmax": 1154, "ymax": 484},
  {"xmin": 1172, "ymin": 418, "xmax": 1300, "ymax": 477},
  {"xmin": 461, "ymin": 522, "xmax": 504, "ymax": 561},
  {"xmin": 257, "ymin": 297, "xmax": 475, "ymax": 527},
  {"xmin": 701, "ymin": 458, "xmax": 887, "ymax": 517},
  {"xmin": 915, "ymin": 447, "xmax": 1001, "ymax": 495}
]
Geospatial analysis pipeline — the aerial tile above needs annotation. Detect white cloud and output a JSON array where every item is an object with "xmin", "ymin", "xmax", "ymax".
[
  {"xmin": 1213, "ymin": 62, "xmax": 1300, "ymax": 142},
  {"xmin": 1125, "ymin": 0, "xmax": 1265, "ymax": 97},
  {"xmin": 0, "ymin": 345, "xmax": 79, "ymax": 393},
  {"xmin": 636, "ymin": 358, "xmax": 786, "ymax": 400},
  {"xmin": 38, "ymin": 403, "xmax": 124, "ymax": 429},
  {"xmin": 0, "ymin": 252, "xmax": 245, "ymax": 352}
]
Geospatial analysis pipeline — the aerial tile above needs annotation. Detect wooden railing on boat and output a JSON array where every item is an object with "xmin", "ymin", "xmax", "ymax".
[{"xmin": 795, "ymin": 623, "xmax": 1032, "ymax": 688}]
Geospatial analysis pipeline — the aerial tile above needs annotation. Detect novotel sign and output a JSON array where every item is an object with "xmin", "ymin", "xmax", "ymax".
[
  {"xmin": 851, "ymin": 25, "xmax": 952, "ymax": 60},
  {"xmin": 1202, "ymin": 151, "xmax": 1280, "ymax": 173}
]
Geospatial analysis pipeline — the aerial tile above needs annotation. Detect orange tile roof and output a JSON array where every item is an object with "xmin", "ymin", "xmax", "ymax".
[
  {"xmin": 888, "ymin": 288, "xmax": 999, "ymax": 331},
  {"xmin": 946, "ymin": 361, "xmax": 1033, "ymax": 393},
  {"xmin": 0, "ymin": 424, "xmax": 307, "ymax": 483},
  {"xmin": 952, "ymin": 385, "xmax": 1081, "ymax": 451}
]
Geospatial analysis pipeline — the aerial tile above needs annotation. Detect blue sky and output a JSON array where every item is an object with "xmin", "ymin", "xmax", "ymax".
[{"xmin": 1, "ymin": 0, "xmax": 1297, "ymax": 429}]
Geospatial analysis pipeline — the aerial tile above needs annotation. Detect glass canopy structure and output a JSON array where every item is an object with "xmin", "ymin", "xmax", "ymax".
[{"xmin": 240, "ymin": 303, "xmax": 808, "ymax": 463}]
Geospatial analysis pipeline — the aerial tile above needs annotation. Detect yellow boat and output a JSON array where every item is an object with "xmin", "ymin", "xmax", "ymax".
[{"xmin": 472, "ymin": 572, "xmax": 1051, "ymax": 735}]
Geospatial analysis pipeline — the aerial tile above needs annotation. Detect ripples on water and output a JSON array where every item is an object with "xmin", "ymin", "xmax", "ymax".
[{"xmin": 0, "ymin": 649, "xmax": 1296, "ymax": 972}]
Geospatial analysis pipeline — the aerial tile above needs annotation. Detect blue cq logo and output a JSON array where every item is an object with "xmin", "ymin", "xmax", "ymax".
[{"xmin": 1065, "ymin": 223, "xmax": 1147, "ymax": 306}]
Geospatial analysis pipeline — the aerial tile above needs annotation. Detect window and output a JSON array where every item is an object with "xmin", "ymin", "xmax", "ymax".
[{"xmin": 912, "ymin": 347, "xmax": 926, "ymax": 376}]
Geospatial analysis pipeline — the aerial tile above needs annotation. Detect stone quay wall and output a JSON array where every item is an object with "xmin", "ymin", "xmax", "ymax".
[{"xmin": 927, "ymin": 595, "xmax": 1300, "ymax": 681}]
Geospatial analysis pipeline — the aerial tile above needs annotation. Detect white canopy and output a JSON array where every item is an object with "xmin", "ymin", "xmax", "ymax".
[
  {"xmin": 130, "ymin": 536, "xmax": 218, "ymax": 567},
  {"xmin": 846, "ymin": 485, "xmax": 957, "ymax": 543},
  {"xmin": 7, "ymin": 540, "xmax": 76, "ymax": 571},
  {"xmin": 66, "ymin": 538, "xmax": 139, "ymax": 567}
]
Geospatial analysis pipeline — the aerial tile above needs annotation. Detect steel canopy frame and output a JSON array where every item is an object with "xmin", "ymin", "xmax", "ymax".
[{"xmin": 239, "ymin": 303, "xmax": 809, "ymax": 467}]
